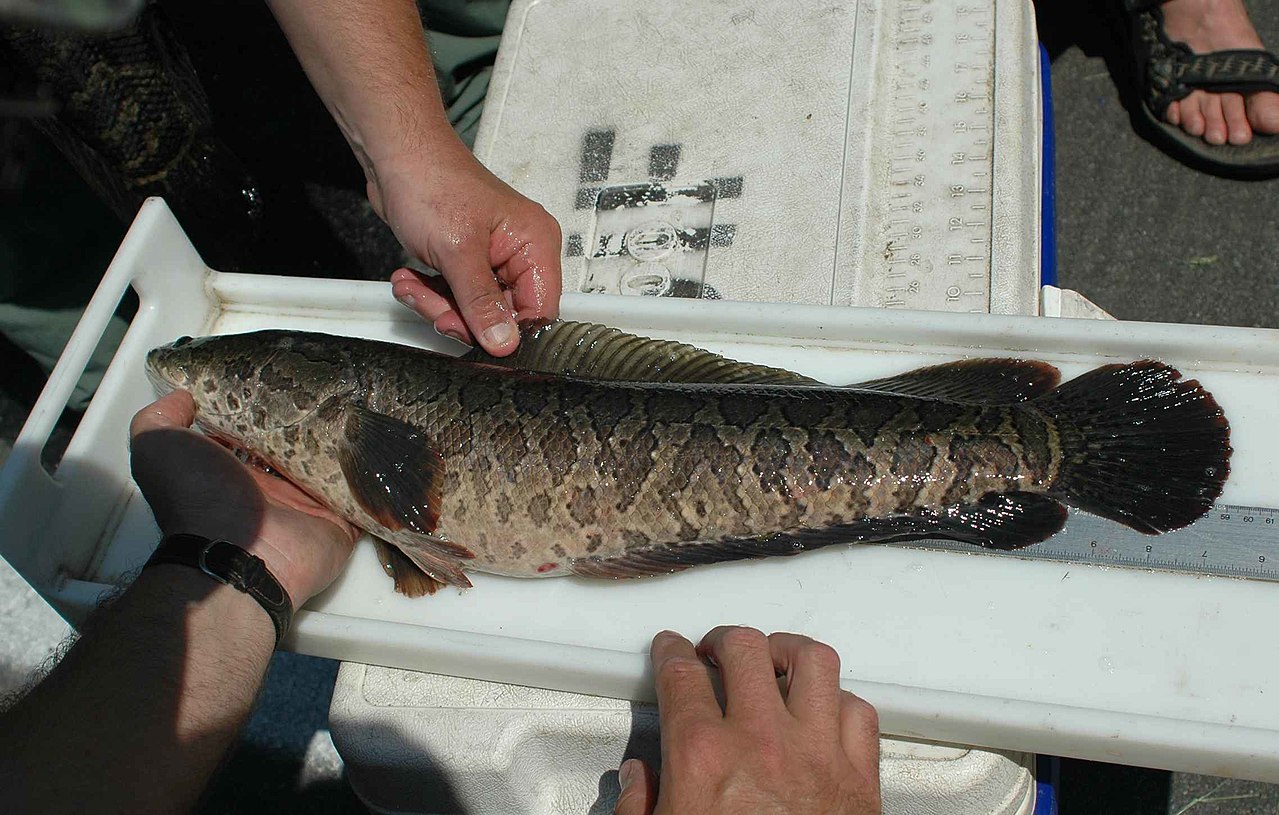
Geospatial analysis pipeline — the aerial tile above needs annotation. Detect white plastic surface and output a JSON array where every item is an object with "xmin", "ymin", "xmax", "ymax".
[
  {"xmin": 1041, "ymin": 286, "xmax": 1115, "ymax": 321},
  {"xmin": 332, "ymin": 663, "xmax": 1035, "ymax": 815},
  {"xmin": 473, "ymin": 0, "xmax": 1041, "ymax": 314},
  {"xmin": 8, "ymin": 201, "xmax": 1279, "ymax": 781}
]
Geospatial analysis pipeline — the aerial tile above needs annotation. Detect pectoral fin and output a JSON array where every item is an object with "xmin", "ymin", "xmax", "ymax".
[
  {"xmin": 570, "ymin": 492, "xmax": 1067, "ymax": 578},
  {"xmin": 337, "ymin": 405, "xmax": 447, "ymax": 536},
  {"xmin": 336, "ymin": 404, "xmax": 476, "ymax": 592}
]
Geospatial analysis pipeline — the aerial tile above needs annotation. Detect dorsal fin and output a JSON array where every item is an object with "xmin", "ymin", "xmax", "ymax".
[
  {"xmin": 845, "ymin": 358, "xmax": 1061, "ymax": 404},
  {"xmin": 462, "ymin": 320, "xmax": 819, "ymax": 385}
]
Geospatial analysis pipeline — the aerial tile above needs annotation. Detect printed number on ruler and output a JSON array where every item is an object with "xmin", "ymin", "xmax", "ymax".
[{"xmin": 869, "ymin": 0, "xmax": 995, "ymax": 312}]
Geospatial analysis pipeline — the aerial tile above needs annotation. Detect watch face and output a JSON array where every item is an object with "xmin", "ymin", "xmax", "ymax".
[
  {"xmin": 147, "ymin": 535, "xmax": 293, "ymax": 644},
  {"xmin": 201, "ymin": 540, "xmax": 289, "ymax": 609}
]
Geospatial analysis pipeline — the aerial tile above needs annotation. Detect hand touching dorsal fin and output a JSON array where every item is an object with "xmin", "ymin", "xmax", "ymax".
[
  {"xmin": 462, "ymin": 320, "xmax": 819, "ymax": 385},
  {"xmin": 845, "ymin": 358, "xmax": 1062, "ymax": 404}
]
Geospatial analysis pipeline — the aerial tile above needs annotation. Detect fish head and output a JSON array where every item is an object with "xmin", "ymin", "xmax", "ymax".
[{"xmin": 146, "ymin": 330, "xmax": 358, "ymax": 449}]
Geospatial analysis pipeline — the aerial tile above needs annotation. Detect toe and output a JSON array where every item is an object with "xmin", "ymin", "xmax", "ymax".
[
  {"xmin": 1247, "ymin": 91, "xmax": 1279, "ymax": 134},
  {"xmin": 1166, "ymin": 99, "xmax": 1182, "ymax": 127},
  {"xmin": 1200, "ymin": 92, "xmax": 1228, "ymax": 145},
  {"xmin": 1180, "ymin": 91, "xmax": 1206, "ymax": 137},
  {"xmin": 1221, "ymin": 93, "xmax": 1253, "ymax": 144}
]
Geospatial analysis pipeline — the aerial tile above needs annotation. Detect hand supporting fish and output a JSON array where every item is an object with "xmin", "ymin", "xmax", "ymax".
[{"xmin": 145, "ymin": 321, "xmax": 1232, "ymax": 597}]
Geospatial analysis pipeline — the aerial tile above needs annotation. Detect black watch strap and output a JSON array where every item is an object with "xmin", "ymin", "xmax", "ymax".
[{"xmin": 145, "ymin": 533, "xmax": 294, "ymax": 646}]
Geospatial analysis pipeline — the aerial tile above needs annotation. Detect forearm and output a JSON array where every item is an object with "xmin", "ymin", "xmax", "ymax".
[
  {"xmin": 0, "ymin": 565, "xmax": 276, "ymax": 814},
  {"xmin": 266, "ymin": 0, "xmax": 455, "ymax": 180}
]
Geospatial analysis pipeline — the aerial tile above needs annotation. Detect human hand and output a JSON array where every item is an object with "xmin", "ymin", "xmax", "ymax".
[
  {"xmin": 373, "ymin": 136, "xmax": 563, "ymax": 356},
  {"xmin": 129, "ymin": 391, "xmax": 360, "ymax": 607},
  {"xmin": 616, "ymin": 626, "xmax": 882, "ymax": 815}
]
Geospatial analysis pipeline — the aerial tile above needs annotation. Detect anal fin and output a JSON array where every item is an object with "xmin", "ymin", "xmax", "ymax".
[
  {"xmin": 373, "ymin": 538, "xmax": 447, "ymax": 597},
  {"xmin": 570, "ymin": 492, "xmax": 1067, "ymax": 578},
  {"xmin": 377, "ymin": 529, "xmax": 474, "ymax": 590}
]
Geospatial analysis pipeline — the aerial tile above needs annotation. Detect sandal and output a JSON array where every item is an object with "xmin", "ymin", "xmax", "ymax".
[{"xmin": 1124, "ymin": 0, "xmax": 1279, "ymax": 179}]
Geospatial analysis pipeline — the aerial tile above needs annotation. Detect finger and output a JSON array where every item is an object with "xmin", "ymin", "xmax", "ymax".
[
  {"xmin": 766, "ymin": 632, "xmax": 842, "ymax": 723},
  {"xmin": 651, "ymin": 630, "xmax": 721, "ymax": 740},
  {"xmin": 437, "ymin": 242, "xmax": 519, "ymax": 356},
  {"xmin": 434, "ymin": 313, "xmax": 472, "ymax": 345},
  {"xmin": 838, "ymin": 690, "xmax": 880, "ymax": 770},
  {"xmin": 434, "ymin": 287, "xmax": 516, "ymax": 347},
  {"xmin": 391, "ymin": 269, "xmax": 470, "ymax": 340},
  {"xmin": 1220, "ymin": 92, "xmax": 1253, "ymax": 145},
  {"xmin": 696, "ymin": 625, "xmax": 785, "ymax": 719},
  {"xmin": 494, "ymin": 210, "xmax": 563, "ymax": 324},
  {"xmin": 129, "ymin": 390, "xmax": 196, "ymax": 438},
  {"xmin": 613, "ymin": 758, "xmax": 657, "ymax": 815}
]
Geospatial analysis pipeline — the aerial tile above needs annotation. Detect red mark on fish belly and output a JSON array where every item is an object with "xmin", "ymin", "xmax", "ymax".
[{"xmin": 537, "ymin": 562, "xmax": 559, "ymax": 573}]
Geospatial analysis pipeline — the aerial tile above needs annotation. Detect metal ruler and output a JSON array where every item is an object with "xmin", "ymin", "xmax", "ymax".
[
  {"xmin": 896, "ymin": 504, "xmax": 1279, "ymax": 582},
  {"xmin": 855, "ymin": 0, "xmax": 997, "ymax": 312}
]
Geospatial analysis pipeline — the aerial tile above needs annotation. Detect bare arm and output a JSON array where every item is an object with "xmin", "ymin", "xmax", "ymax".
[
  {"xmin": 0, "ymin": 392, "xmax": 358, "ymax": 814},
  {"xmin": 264, "ymin": 0, "xmax": 448, "ymax": 183},
  {"xmin": 267, "ymin": 0, "xmax": 563, "ymax": 355},
  {"xmin": 0, "ymin": 569, "xmax": 277, "ymax": 814}
]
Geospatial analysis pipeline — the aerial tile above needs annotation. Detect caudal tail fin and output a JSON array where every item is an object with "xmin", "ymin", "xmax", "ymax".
[{"xmin": 1033, "ymin": 360, "xmax": 1231, "ymax": 533}]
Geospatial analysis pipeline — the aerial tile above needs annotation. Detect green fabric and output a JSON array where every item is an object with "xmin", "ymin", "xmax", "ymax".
[
  {"xmin": 0, "ymin": 305, "xmax": 130, "ymax": 412},
  {"xmin": 420, "ymin": 0, "xmax": 512, "ymax": 146},
  {"xmin": 0, "ymin": 127, "xmax": 125, "ymax": 411}
]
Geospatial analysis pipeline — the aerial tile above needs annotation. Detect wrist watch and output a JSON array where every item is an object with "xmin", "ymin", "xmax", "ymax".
[{"xmin": 144, "ymin": 533, "xmax": 294, "ymax": 647}]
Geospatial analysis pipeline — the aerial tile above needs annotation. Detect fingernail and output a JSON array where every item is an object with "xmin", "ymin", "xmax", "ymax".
[
  {"xmin": 397, "ymin": 294, "xmax": 416, "ymax": 310},
  {"xmin": 619, "ymin": 759, "xmax": 640, "ymax": 791},
  {"xmin": 482, "ymin": 321, "xmax": 516, "ymax": 349},
  {"xmin": 441, "ymin": 329, "xmax": 467, "ymax": 344}
]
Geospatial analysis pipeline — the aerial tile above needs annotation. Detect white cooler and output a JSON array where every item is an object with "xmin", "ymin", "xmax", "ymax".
[{"xmin": 337, "ymin": 0, "xmax": 1050, "ymax": 812}]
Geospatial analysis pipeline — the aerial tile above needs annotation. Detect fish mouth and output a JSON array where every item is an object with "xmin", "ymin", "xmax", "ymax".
[
  {"xmin": 145, "ymin": 336, "xmax": 204, "ymax": 394},
  {"xmin": 144, "ymin": 347, "xmax": 179, "ymax": 393}
]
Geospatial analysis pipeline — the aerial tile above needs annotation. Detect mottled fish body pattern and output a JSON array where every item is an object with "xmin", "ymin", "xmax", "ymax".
[{"xmin": 146, "ymin": 323, "xmax": 1231, "ymax": 595}]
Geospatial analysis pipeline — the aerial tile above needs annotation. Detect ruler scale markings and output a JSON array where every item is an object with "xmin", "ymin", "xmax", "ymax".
[
  {"xmin": 891, "ymin": 504, "xmax": 1279, "ymax": 583},
  {"xmin": 856, "ymin": 0, "xmax": 996, "ymax": 311}
]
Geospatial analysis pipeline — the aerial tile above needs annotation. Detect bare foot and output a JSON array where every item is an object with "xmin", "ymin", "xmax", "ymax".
[{"xmin": 1160, "ymin": 0, "xmax": 1279, "ymax": 145}]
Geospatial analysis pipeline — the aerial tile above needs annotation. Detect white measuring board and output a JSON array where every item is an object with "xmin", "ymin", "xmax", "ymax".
[
  {"xmin": 474, "ymin": 0, "xmax": 1042, "ymax": 314},
  {"xmin": 9, "ymin": 201, "xmax": 1279, "ymax": 781}
]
